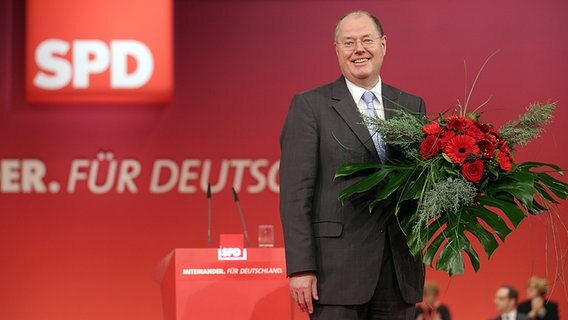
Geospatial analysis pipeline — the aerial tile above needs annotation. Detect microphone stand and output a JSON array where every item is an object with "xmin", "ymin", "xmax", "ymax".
[{"xmin": 232, "ymin": 187, "xmax": 250, "ymax": 247}]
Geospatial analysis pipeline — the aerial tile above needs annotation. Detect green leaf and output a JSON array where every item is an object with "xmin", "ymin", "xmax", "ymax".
[
  {"xmin": 517, "ymin": 161, "xmax": 564, "ymax": 174},
  {"xmin": 407, "ymin": 195, "xmax": 526, "ymax": 275},
  {"xmin": 442, "ymin": 153, "xmax": 453, "ymax": 164},
  {"xmin": 408, "ymin": 214, "xmax": 447, "ymax": 258},
  {"xmin": 401, "ymin": 172, "xmax": 428, "ymax": 200},
  {"xmin": 527, "ymin": 198, "xmax": 547, "ymax": 215},
  {"xmin": 477, "ymin": 196, "xmax": 526, "ymax": 228},
  {"xmin": 515, "ymin": 162, "xmax": 568, "ymax": 200},
  {"xmin": 534, "ymin": 182, "xmax": 560, "ymax": 204},
  {"xmin": 465, "ymin": 219, "xmax": 499, "ymax": 258},
  {"xmin": 535, "ymin": 172, "xmax": 568, "ymax": 199},
  {"xmin": 376, "ymin": 168, "xmax": 414, "ymax": 200},
  {"xmin": 462, "ymin": 241, "xmax": 481, "ymax": 272},
  {"xmin": 337, "ymin": 170, "xmax": 390, "ymax": 202},
  {"xmin": 467, "ymin": 205, "xmax": 512, "ymax": 241},
  {"xmin": 436, "ymin": 237, "xmax": 465, "ymax": 276},
  {"xmin": 445, "ymin": 166, "xmax": 459, "ymax": 176},
  {"xmin": 335, "ymin": 162, "xmax": 383, "ymax": 179},
  {"xmin": 484, "ymin": 172, "xmax": 535, "ymax": 209},
  {"xmin": 486, "ymin": 163, "xmax": 499, "ymax": 179},
  {"xmin": 422, "ymin": 227, "xmax": 447, "ymax": 267}
]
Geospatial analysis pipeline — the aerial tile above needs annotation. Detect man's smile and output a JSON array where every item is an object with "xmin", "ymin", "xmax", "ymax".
[{"xmin": 351, "ymin": 57, "xmax": 371, "ymax": 65}]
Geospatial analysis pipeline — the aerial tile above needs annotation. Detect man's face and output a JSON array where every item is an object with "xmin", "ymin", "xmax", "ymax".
[
  {"xmin": 494, "ymin": 288, "xmax": 514, "ymax": 313},
  {"xmin": 335, "ymin": 14, "xmax": 386, "ymax": 89}
]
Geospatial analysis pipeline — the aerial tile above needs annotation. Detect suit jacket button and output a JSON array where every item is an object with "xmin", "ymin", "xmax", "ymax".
[{"xmin": 378, "ymin": 228, "xmax": 384, "ymax": 233}]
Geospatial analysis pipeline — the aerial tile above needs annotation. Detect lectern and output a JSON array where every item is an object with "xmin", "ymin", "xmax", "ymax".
[{"xmin": 156, "ymin": 247, "xmax": 307, "ymax": 320}]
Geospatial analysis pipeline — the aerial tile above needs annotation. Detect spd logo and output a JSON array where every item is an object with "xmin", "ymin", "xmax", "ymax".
[
  {"xmin": 217, "ymin": 248, "xmax": 248, "ymax": 261},
  {"xmin": 26, "ymin": 0, "xmax": 172, "ymax": 103}
]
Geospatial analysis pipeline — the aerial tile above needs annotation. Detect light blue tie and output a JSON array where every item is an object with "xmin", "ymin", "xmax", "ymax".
[{"xmin": 361, "ymin": 91, "xmax": 387, "ymax": 162}]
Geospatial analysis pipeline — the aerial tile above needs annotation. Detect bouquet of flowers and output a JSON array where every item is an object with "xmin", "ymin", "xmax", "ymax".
[{"xmin": 335, "ymin": 97, "xmax": 568, "ymax": 275}]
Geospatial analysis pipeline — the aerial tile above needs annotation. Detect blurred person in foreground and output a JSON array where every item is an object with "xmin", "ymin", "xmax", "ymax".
[
  {"xmin": 491, "ymin": 285, "xmax": 530, "ymax": 320},
  {"xmin": 415, "ymin": 281, "xmax": 451, "ymax": 320},
  {"xmin": 517, "ymin": 276, "xmax": 559, "ymax": 320}
]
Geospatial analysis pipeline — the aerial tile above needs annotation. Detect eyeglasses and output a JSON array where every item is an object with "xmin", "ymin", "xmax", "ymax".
[{"xmin": 335, "ymin": 36, "xmax": 383, "ymax": 51}]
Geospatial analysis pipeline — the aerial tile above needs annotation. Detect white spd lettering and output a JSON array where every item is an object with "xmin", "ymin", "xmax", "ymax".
[
  {"xmin": 217, "ymin": 248, "xmax": 247, "ymax": 261},
  {"xmin": 220, "ymin": 248, "xmax": 242, "ymax": 257},
  {"xmin": 33, "ymin": 39, "xmax": 154, "ymax": 90}
]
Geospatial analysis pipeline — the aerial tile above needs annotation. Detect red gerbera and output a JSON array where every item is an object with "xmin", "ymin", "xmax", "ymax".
[
  {"xmin": 420, "ymin": 135, "xmax": 441, "ymax": 159},
  {"xmin": 446, "ymin": 115, "xmax": 473, "ymax": 131},
  {"xmin": 444, "ymin": 134, "xmax": 480, "ymax": 164},
  {"xmin": 422, "ymin": 122, "xmax": 442, "ymax": 135}
]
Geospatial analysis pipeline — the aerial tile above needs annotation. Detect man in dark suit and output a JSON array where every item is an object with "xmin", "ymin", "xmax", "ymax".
[
  {"xmin": 279, "ymin": 10, "xmax": 425, "ymax": 320},
  {"xmin": 491, "ymin": 286, "xmax": 530, "ymax": 320}
]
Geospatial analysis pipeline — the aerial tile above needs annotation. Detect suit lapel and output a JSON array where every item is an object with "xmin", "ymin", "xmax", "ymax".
[
  {"xmin": 382, "ymin": 83, "xmax": 401, "ymax": 120},
  {"xmin": 330, "ymin": 77, "xmax": 379, "ymax": 159}
]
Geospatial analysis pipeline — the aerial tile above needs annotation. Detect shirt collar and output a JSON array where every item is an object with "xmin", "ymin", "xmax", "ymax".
[
  {"xmin": 344, "ymin": 77, "xmax": 382, "ymax": 103},
  {"xmin": 502, "ymin": 310, "xmax": 517, "ymax": 319}
]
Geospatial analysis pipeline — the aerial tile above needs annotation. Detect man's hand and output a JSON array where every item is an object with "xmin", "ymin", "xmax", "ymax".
[{"xmin": 289, "ymin": 271, "xmax": 319, "ymax": 314}]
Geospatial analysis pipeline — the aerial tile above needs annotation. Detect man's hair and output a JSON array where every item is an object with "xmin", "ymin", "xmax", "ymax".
[
  {"xmin": 335, "ymin": 10, "xmax": 385, "ymax": 41},
  {"xmin": 501, "ymin": 285, "xmax": 520, "ymax": 303},
  {"xmin": 528, "ymin": 276, "xmax": 549, "ymax": 297}
]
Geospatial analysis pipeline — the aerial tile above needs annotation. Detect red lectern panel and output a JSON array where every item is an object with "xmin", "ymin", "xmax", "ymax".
[{"xmin": 156, "ymin": 248, "xmax": 307, "ymax": 320}]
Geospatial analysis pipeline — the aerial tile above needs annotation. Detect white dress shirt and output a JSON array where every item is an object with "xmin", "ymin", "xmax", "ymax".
[
  {"xmin": 502, "ymin": 310, "xmax": 517, "ymax": 320},
  {"xmin": 344, "ymin": 77, "xmax": 385, "ymax": 120}
]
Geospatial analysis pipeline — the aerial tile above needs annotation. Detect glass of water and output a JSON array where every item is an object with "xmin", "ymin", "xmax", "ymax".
[{"xmin": 258, "ymin": 225, "xmax": 274, "ymax": 248}]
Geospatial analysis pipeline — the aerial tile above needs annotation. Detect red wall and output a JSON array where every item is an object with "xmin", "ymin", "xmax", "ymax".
[{"xmin": 1, "ymin": 1, "xmax": 567, "ymax": 319}]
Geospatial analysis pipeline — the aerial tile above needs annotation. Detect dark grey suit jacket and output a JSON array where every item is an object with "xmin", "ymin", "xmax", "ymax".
[
  {"xmin": 490, "ymin": 313, "xmax": 531, "ymax": 320},
  {"xmin": 280, "ymin": 76, "xmax": 426, "ymax": 305}
]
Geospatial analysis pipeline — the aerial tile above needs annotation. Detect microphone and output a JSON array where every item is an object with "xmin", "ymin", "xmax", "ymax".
[
  {"xmin": 232, "ymin": 187, "xmax": 250, "ymax": 247},
  {"xmin": 207, "ymin": 184, "xmax": 212, "ymax": 248}
]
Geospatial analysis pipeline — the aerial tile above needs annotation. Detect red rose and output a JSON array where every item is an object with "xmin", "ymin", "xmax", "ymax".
[
  {"xmin": 477, "ymin": 139, "xmax": 496, "ymax": 159},
  {"xmin": 465, "ymin": 125, "xmax": 485, "ymax": 141},
  {"xmin": 420, "ymin": 135, "xmax": 441, "ymax": 159},
  {"xmin": 461, "ymin": 159, "xmax": 485, "ymax": 184},
  {"xmin": 497, "ymin": 151, "xmax": 512, "ymax": 171},
  {"xmin": 422, "ymin": 122, "xmax": 442, "ymax": 135}
]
